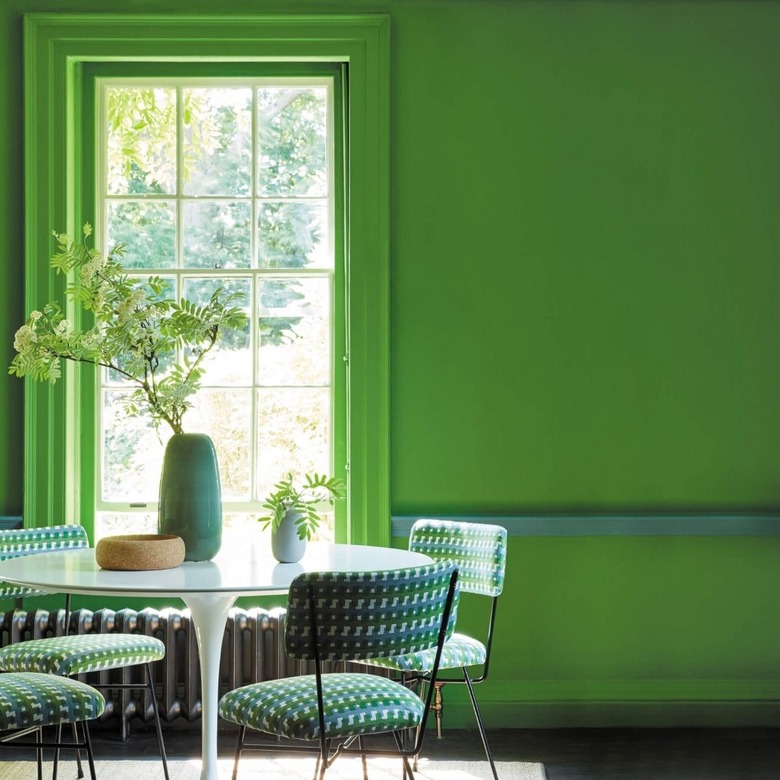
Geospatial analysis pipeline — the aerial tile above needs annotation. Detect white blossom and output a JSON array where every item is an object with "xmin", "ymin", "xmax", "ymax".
[
  {"xmin": 80, "ymin": 252, "xmax": 106, "ymax": 285},
  {"xmin": 55, "ymin": 319, "xmax": 72, "ymax": 337},
  {"xmin": 81, "ymin": 328, "xmax": 104, "ymax": 352},
  {"xmin": 116, "ymin": 288, "xmax": 146, "ymax": 322},
  {"xmin": 13, "ymin": 325, "xmax": 38, "ymax": 352}
]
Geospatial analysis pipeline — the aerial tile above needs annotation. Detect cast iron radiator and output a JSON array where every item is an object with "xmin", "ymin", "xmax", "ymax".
[{"xmin": 0, "ymin": 606, "xmax": 320, "ymax": 737}]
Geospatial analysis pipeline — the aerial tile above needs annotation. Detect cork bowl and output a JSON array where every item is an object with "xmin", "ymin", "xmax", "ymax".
[{"xmin": 95, "ymin": 534, "xmax": 186, "ymax": 571}]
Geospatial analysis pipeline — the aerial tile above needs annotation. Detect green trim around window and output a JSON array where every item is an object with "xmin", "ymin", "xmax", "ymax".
[{"xmin": 23, "ymin": 13, "xmax": 390, "ymax": 546}]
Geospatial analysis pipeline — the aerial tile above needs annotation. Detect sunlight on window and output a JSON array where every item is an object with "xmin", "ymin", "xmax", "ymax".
[{"xmin": 97, "ymin": 80, "xmax": 336, "ymax": 541}]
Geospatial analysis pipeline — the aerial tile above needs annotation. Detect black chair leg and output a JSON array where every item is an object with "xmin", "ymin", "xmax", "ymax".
[
  {"xmin": 36, "ymin": 727, "xmax": 43, "ymax": 780},
  {"xmin": 312, "ymin": 751, "xmax": 321, "ymax": 780},
  {"xmin": 52, "ymin": 723, "xmax": 61, "ymax": 780},
  {"xmin": 357, "ymin": 735, "xmax": 368, "ymax": 780},
  {"xmin": 407, "ymin": 674, "xmax": 423, "ymax": 771},
  {"xmin": 232, "ymin": 725, "xmax": 245, "ymax": 780},
  {"xmin": 146, "ymin": 662, "xmax": 170, "ymax": 780},
  {"xmin": 71, "ymin": 721, "xmax": 85, "ymax": 778},
  {"xmin": 82, "ymin": 721, "xmax": 99, "ymax": 780},
  {"xmin": 462, "ymin": 668, "xmax": 498, "ymax": 780}
]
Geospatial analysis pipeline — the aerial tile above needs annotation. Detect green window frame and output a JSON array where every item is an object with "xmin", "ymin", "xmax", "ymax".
[{"xmin": 23, "ymin": 13, "xmax": 390, "ymax": 547}]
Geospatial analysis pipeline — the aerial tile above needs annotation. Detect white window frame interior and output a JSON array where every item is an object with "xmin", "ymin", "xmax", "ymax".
[{"xmin": 94, "ymin": 76, "xmax": 338, "ymax": 530}]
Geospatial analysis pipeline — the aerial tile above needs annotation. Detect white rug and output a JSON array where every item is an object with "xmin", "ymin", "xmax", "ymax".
[{"xmin": 0, "ymin": 756, "xmax": 546, "ymax": 780}]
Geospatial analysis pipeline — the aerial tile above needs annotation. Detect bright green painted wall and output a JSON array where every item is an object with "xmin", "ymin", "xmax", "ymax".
[
  {"xmin": 390, "ymin": 1, "xmax": 780, "ymax": 513},
  {"xmin": 2, "ymin": 1, "xmax": 780, "ymax": 727}
]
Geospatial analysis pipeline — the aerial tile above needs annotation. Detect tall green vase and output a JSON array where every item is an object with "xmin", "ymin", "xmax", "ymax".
[{"xmin": 158, "ymin": 433, "xmax": 222, "ymax": 561}]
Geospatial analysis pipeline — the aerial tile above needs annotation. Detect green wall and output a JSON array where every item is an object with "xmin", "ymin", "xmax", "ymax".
[{"xmin": 2, "ymin": 1, "xmax": 780, "ymax": 727}]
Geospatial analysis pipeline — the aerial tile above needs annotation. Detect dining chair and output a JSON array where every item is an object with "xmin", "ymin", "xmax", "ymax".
[
  {"xmin": 0, "ymin": 671, "xmax": 104, "ymax": 780},
  {"xmin": 356, "ymin": 519, "xmax": 507, "ymax": 780},
  {"xmin": 0, "ymin": 524, "xmax": 170, "ymax": 780},
  {"xmin": 218, "ymin": 561, "xmax": 460, "ymax": 780}
]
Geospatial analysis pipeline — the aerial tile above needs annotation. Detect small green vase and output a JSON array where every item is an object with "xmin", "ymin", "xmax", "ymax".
[{"xmin": 158, "ymin": 433, "xmax": 222, "ymax": 561}]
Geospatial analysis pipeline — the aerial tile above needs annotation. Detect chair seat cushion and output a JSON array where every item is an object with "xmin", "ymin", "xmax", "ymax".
[
  {"xmin": 0, "ymin": 634, "xmax": 165, "ymax": 676},
  {"xmin": 0, "ymin": 672, "xmax": 105, "ymax": 731},
  {"xmin": 219, "ymin": 673, "xmax": 425, "ymax": 740},
  {"xmin": 357, "ymin": 632, "xmax": 487, "ymax": 673}
]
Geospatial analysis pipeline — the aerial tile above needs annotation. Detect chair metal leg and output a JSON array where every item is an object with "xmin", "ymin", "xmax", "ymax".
[
  {"xmin": 36, "ymin": 727, "xmax": 43, "ymax": 780},
  {"xmin": 52, "ymin": 723, "xmax": 61, "ymax": 780},
  {"xmin": 146, "ymin": 662, "xmax": 170, "ymax": 780},
  {"xmin": 82, "ymin": 721, "xmax": 99, "ymax": 780},
  {"xmin": 232, "ymin": 725, "xmax": 245, "ymax": 780},
  {"xmin": 313, "ymin": 751, "xmax": 322, "ymax": 780},
  {"xmin": 53, "ymin": 721, "xmax": 88, "ymax": 780},
  {"xmin": 462, "ymin": 668, "xmax": 498, "ymax": 780},
  {"xmin": 358, "ymin": 735, "xmax": 368, "ymax": 780},
  {"xmin": 408, "ymin": 674, "xmax": 423, "ymax": 771},
  {"xmin": 70, "ymin": 721, "xmax": 85, "ymax": 779}
]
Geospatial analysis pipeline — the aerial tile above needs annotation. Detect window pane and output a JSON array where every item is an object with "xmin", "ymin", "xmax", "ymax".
[
  {"xmin": 258, "ymin": 87, "xmax": 328, "ymax": 197},
  {"xmin": 258, "ymin": 277, "xmax": 330, "ymax": 386},
  {"xmin": 107, "ymin": 87, "xmax": 177, "ymax": 195},
  {"xmin": 97, "ymin": 77, "xmax": 336, "ymax": 539},
  {"xmin": 219, "ymin": 512, "xmax": 333, "ymax": 553},
  {"xmin": 96, "ymin": 512, "xmax": 157, "ymax": 539},
  {"xmin": 107, "ymin": 200, "xmax": 176, "ymax": 269},
  {"xmin": 183, "ymin": 201, "xmax": 251, "ymax": 269},
  {"xmin": 187, "ymin": 390, "xmax": 252, "ymax": 500},
  {"xmin": 102, "ymin": 391, "xmax": 167, "ymax": 502},
  {"xmin": 181, "ymin": 277, "xmax": 252, "ymax": 386},
  {"xmin": 257, "ymin": 201, "xmax": 329, "ymax": 269},
  {"xmin": 183, "ymin": 87, "xmax": 252, "ymax": 196},
  {"xmin": 256, "ymin": 388, "xmax": 331, "ymax": 499}
]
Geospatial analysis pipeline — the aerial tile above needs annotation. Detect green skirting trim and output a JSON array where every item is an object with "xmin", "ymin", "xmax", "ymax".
[
  {"xmin": 441, "ymin": 700, "xmax": 780, "ymax": 729},
  {"xmin": 428, "ymin": 679, "xmax": 780, "ymax": 728}
]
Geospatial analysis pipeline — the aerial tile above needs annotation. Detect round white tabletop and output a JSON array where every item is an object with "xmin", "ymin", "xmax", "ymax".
[
  {"xmin": 0, "ymin": 542, "xmax": 429, "ymax": 599},
  {"xmin": 0, "ymin": 541, "xmax": 431, "ymax": 780}
]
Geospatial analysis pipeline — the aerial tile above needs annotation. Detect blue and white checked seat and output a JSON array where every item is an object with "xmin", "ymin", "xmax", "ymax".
[
  {"xmin": 357, "ymin": 519, "xmax": 507, "ymax": 780},
  {"xmin": 0, "ymin": 633, "xmax": 166, "ymax": 676},
  {"xmin": 219, "ymin": 562, "xmax": 460, "ymax": 780},
  {"xmin": 0, "ymin": 524, "xmax": 169, "ymax": 779},
  {"xmin": 0, "ymin": 672, "xmax": 104, "ymax": 780}
]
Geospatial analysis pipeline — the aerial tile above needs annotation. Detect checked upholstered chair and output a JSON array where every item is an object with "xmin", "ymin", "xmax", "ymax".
[
  {"xmin": 219, "ymin": 562, "xmax": 460, "ymax": 780},
  {"xmin": 357, "ymin": 519, "xmax": 507, "ymax": 780},
  {"xmin": 0, "ymin": 672, "xmax": 104, "ymax": 780},
  {"xmin": 0, "ymin": 524, "xmax": 169, "ymax": 780}
]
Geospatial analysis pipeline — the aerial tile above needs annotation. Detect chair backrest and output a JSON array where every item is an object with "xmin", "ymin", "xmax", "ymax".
[
  {"xmin": 285, "ymin": 562, "xmax": 459, "ymax": 662},
  {"xmin": 0, "ymin": 525, "xmax": 89, "ymax": 600},
  {"xmin": 409, "ymin": 519, "xmax": 507, "ymax": 597}
]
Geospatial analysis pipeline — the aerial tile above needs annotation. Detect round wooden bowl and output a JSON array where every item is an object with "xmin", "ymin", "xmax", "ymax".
[{"xmin": 95, "ymin": 534, "xmax": 186, "ymax": 571}]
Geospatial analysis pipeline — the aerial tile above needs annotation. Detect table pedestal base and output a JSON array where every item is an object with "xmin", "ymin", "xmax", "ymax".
[{"xmin": 182, "ymin": 592, "xmax": 237, "ymax": 780}]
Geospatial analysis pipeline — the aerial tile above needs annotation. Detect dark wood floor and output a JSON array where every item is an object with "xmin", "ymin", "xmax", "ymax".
[{"xmin": 82, "ymin": 725, "xmax": 780, "ymax": 779}]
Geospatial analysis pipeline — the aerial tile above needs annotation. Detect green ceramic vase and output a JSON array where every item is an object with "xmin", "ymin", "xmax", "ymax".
[{"xmin": 158, "ymin": 433, "xmax": 222, "ymax": 561}]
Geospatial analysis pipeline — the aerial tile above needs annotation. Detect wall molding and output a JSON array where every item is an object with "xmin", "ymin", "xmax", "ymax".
[
  {"xmin": 392, "ymin": 513, "xmax": 780, "ymax": 537},
  {"xmin": 23, "ymin": 13, "xmax": 390, "ymax": 545}
]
